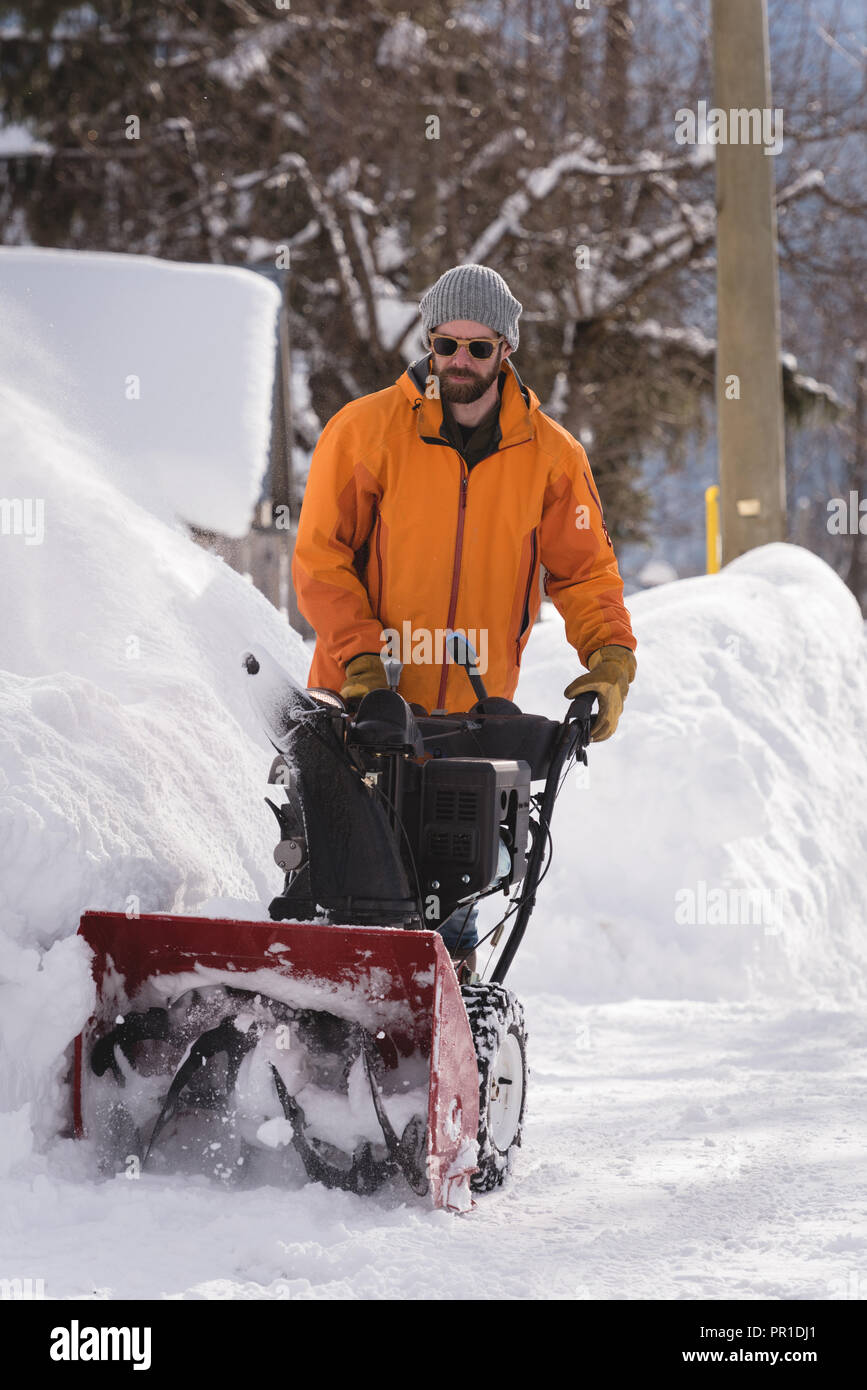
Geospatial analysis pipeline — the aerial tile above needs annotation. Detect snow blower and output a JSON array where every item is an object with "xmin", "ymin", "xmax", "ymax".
[{"xmin": 73, "ymin": 641, "xmax": 597, "ymax": 1211}]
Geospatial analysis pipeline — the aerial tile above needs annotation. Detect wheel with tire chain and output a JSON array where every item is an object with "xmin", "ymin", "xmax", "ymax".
[{"xmin": 461, "ymin": 982, "xmax": 527, "ymax": 1192}]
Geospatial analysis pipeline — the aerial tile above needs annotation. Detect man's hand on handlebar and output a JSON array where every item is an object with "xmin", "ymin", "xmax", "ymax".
[
  {"xmin": 340, "ymin": 652, "xmax": 389, "ymax": 705},
  {"xmin": 564, "ymin": 645, "xmax": 637, "ymax": 742}
]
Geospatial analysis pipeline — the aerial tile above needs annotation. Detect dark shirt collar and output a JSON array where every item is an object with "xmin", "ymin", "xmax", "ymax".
[{"xmin": 439, "ymin": 375, "xmax": 505, "ymax": 467}]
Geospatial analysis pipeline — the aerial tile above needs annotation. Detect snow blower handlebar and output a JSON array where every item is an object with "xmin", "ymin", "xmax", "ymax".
[
  {"xmin": 565, "ymin": 691, "xmax": 598, "ymax": 743},
  {"xmin": 244, "ymin": 643, "xmax": 600, "ymax": 979},
  {"xmin": 489, "ymin": 689, "xmax": 597, "ymax": 984}
]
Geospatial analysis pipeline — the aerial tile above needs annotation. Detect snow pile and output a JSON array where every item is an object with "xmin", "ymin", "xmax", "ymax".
[
  {"xmin": 0, "ymin": 318, "xmax": 306, "ymax": 1158},
  {"xmin": 0, "ymin": 247, "xmax": 280, "ymax": 536},
  {"xmin": 511, "ymin": 544, "xmax": 867, "ymax": 1005}
]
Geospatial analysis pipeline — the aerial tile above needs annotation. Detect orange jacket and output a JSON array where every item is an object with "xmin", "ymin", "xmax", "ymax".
[{"xmin": 292, "ymin": 355, "xmax": 636, "ymax": 712}]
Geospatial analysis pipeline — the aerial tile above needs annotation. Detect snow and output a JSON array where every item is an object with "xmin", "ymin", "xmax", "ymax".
[
  {"xmin": 0, "ymin": 121, "xmax": 53, "ymax": 157},
  {"xmin": 206, "ymin": 20, "xmax": 290, "ymax": 92},
  {"xmin": 145, "ymin": 963, "xmax": 416, "ymax": 1036},
  {"xmin": 778, "ymin": 168, "xmax": 825, "ymax": 201},
  {"xmin": 467, "ymin": 149, "xmax": 719, "ymax": 309},
  {"xmin": 374, "ymin": 295, "xmax": 421, "ymax": 356},
  {"xmin": 290, "ymin": 347, "xmax": 322, "ymax": 452},
  {"xmin": 637, "ymin": 559, "xmax": 679, "ymax": 586},
  {"xmin": 0, "ymin": 248, "xmax": 280, "ymax": 537},
  {"xmin": 6, "ymin": 998, "xmax": 867, "ymax": 1298},
  {"xmin": 376, "ymin": 18, "xmax": 427, "ymax": 68},
  {"xmin": 0, "ymin": 312, "xmax": 309, "ymax": 1147},
  {"xmin": 372, "ymin": 226, "xmax": 405, "ymax": 275},
  {"xmin": 1, "ymin": 312, "xmax": 866, "ymax": 1294},
  {"xmin": 508, "ymin": 547, "xmax": 867, "ymax": 1006},
  {"xmin": 629, "ymin": 317, "xmax": 716, "ymax": 355}
]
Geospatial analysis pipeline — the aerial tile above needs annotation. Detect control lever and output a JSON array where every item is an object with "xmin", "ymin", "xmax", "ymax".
[
  {"xmin": 445, "ymin": 630, "xmax": 488, "ymax": 703},
  {"xmin": 381, "ymin": 656, "xmax": 403, "ymax": 691}
]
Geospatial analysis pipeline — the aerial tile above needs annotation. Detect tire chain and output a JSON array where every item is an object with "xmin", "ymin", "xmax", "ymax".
[{"xmin": 461, "ymin": 982, "xmax": 528, "ymax": 1193}]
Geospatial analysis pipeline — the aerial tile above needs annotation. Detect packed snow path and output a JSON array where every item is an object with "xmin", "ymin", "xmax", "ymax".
[{"xmin": 2, "ymin": 1000, "xmax": 865, "ymax": 1300}]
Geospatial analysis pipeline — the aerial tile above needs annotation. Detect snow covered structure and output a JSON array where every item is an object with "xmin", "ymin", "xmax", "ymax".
[
  {"xmin": 0, "ymin": 245, "xmax": 319, "ymax": 631},
  {"xmin": 0, "ymin": 247, "xmax": 281, "ymax": 539}
]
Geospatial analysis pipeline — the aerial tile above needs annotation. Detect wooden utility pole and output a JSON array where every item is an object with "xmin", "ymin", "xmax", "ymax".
[{"xmin": 712, "ymin": 0, "xmax": 787, "ymax": 563}]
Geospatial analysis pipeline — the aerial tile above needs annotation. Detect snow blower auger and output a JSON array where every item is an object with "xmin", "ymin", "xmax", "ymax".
[{"xmin": 73, "ymin": 640, "xmax": 597, "ymax": 1211}]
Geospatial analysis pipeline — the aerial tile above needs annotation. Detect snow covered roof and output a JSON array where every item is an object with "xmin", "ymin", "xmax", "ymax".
[{"xmin": 0, "ymin": 247, "xmax": 281, "ymax": 536}]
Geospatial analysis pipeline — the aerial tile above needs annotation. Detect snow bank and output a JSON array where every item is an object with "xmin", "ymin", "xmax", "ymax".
[
  {"xmin": 511, "ymin": 545, "xmax": 867, "ymax": 1005},
  {"xmin": 0, "ymin": 320, "xmax": 306, "ymax": 1158},
  {"xmin": 0, "ymin": 247, "xmax": 280, "ymax": 536}
]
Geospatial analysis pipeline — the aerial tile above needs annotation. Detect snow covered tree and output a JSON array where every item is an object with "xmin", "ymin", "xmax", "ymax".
[{"xmin": 0, "ymin": 0, "xmax": 864, "ymax": 585}]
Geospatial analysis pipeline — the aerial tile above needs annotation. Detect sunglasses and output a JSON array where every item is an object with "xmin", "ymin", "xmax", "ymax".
[{"xmin": 428, "ymin": 333, "xmax": 504, "ymax": 361}]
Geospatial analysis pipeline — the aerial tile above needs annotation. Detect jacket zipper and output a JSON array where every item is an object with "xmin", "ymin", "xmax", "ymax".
[
  {"xmin": 584, "ymin": 468, "xmax": 612, "ymax": 545},
  {"xmin": 584, "ymin": 470, "xmax": 603, "ymax": 516},
  {"xmin": 516, "ymin": 530, "xmax": 538, "ymax": 664},
  {"xmin": 373, "ymin": 510, "xmax": 383, "ymax": 620},
  {"xmin": 435, "ymin": 464, "xmax": 468, "ymax": 710}
]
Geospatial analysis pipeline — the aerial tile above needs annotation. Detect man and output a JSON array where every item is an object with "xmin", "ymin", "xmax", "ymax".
[{"xmin": 292, "ymin": 263, "xmax": 637, "ymax": 965}]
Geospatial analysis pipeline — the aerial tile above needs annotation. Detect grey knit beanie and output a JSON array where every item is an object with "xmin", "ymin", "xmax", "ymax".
[{"xmin": 419, "ymin": 263, "xmax": 522, "ymax": 351}]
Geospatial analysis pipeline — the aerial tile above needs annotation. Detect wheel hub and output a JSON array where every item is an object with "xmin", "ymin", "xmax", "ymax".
[{"xmin": 489, "ymin": 1031, "xmax": 524, "ymax": 1151}]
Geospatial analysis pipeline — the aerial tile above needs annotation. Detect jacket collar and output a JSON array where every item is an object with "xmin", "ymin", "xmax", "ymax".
[{"xmin": 397, "ymin": 354, "xmax": 538, "ymax": 451}]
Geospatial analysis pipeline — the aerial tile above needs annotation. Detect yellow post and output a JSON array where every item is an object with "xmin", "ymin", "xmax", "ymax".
[{"xmin": 706, "ymin": 484, "xmax": 721, "ymax": 574}]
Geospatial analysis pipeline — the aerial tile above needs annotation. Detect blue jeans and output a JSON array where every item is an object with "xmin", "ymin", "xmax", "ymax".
[{"xmin": 437, "ymin": 904, "xmax": 479, "ymax": 955}]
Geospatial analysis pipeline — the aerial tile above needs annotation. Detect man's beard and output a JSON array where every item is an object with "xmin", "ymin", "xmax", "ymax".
[{"xmin": 435, "ymin": 344, "xmax": 505, "ymax": 404}]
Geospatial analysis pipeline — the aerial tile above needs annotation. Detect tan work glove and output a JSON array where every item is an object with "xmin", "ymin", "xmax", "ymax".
[
  {"xmin": 340, "ymin": 652, "xmax": 389, "ymax": 704},
  {"xmin": 564, "ymin": 645, "xmax": 637, "ymax": 742}
]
